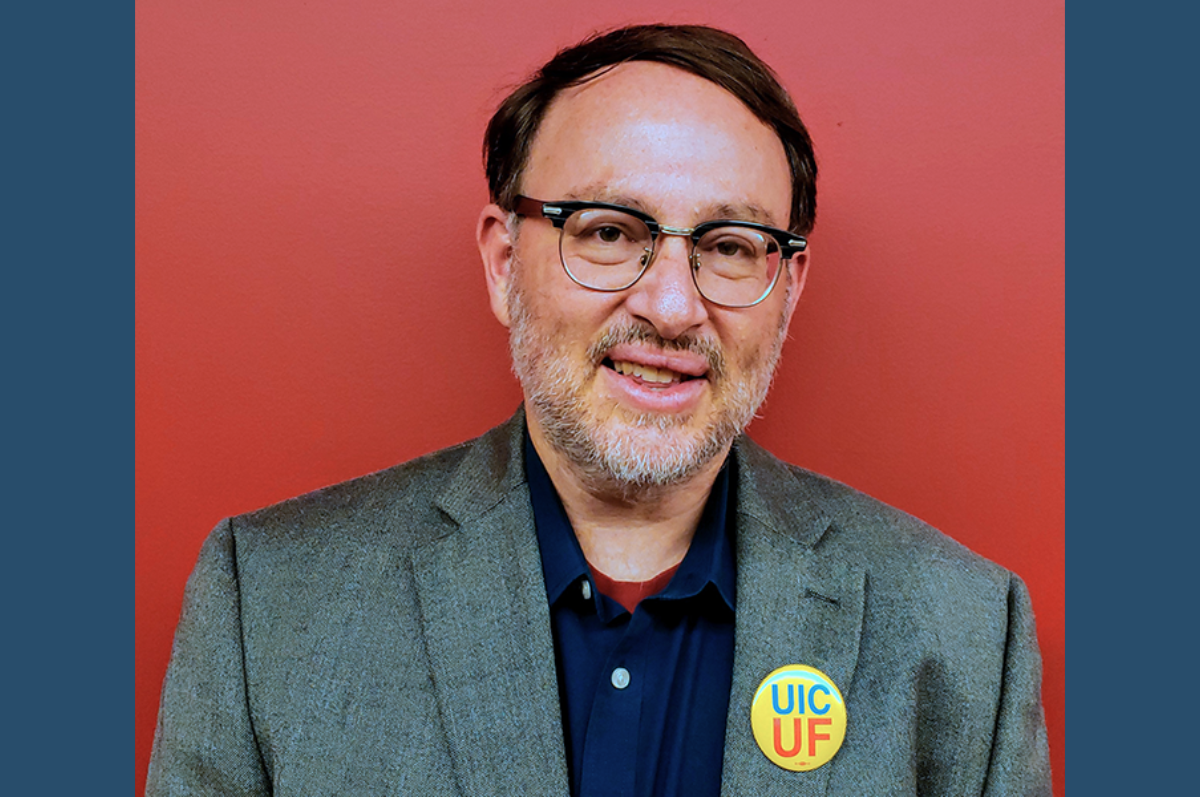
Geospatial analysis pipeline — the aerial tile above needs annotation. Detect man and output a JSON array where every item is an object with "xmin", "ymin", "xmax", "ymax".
[{"xmin": 147, "ymin": 24, "xmax": 1050, "ymax": 796}]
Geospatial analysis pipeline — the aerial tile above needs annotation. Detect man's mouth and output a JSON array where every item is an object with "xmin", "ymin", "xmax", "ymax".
[
  {"xmin": 589, "ymin": 328, "xmax": 723, "ymax": 397},
  {"xmin": 593, "ymin": 340, "xmax": 715, "ymax": 412},
  {"xmin": 606, "ymin": 359, "xmax": 700, "ymax": 386}
]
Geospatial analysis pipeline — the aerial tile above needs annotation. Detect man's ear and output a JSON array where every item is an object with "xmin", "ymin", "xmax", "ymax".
[
  {"xmin": 782, "ymin": 247, "xmax": 811, "ymax": 331},
  {"xmin": 477, "ymin": 203, "xmax": 515, "ymax": 328}
]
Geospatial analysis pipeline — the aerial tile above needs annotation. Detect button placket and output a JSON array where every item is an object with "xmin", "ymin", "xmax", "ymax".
[{"xmin": 579, "ymin": 628, "xmax": 644, "ymax": 796}]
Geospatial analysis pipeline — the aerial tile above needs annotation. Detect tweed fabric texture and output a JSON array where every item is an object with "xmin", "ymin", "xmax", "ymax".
[{"xmin": 147, "ymin": 412, "xmax": 1050, "ymax": 796}]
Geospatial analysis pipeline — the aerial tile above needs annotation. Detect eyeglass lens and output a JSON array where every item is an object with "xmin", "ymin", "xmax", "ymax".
[{"xmin": 560, "ymin": 207, "xmax": 783, "ymax": 307}]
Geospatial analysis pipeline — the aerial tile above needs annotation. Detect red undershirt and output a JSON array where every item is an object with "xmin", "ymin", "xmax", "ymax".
[{"xmin": 588, "ymin": 562, "xmax": 681, "ymax": 614}]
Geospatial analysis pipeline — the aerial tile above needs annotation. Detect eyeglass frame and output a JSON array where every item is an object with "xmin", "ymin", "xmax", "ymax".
[{"xmin": 512, "ymin": 195, "xmax": 807, "ymax": 308}]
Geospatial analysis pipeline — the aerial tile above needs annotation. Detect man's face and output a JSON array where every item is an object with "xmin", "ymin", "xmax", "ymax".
[{"xmin": 482, "ymin": 62, "xmax": 805, "ymax": 490}]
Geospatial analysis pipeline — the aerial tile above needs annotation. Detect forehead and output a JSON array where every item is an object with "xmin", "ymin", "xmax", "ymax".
[{"xmin": 523, "ymin": 62, "xmax": 792, "ymax": 227}]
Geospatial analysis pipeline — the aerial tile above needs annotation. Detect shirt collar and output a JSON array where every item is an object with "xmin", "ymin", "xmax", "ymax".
[{"xmin": 525, "ymin": 432, "xmax": 736, "ymax": 612}]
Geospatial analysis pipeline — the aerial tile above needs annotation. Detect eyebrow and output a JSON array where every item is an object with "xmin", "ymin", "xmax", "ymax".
[
  {"xmin": 707, "ymin": 202, "xmax": 778, "ymax": 227},
  {"xmin": 563, "ymin": 186, "xmax": 649, "ymax": 213},
  {"xmin": 562, "ymin": 185, "xmax": 783, "ymax": 229}
]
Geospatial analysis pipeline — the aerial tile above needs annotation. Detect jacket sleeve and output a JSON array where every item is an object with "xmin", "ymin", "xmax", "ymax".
[
  {"xmin": 146, "ymin": 519, "xmax": 271, "ymax": 796},
  {"xmin": 982, "ymin": 574, "xmax": 1052, "ymax": 797}
]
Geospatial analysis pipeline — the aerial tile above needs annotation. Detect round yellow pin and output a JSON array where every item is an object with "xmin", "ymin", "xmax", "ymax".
[{"xmin": 750, "ymin": 664, "xmax": 847, "ymax": 771}]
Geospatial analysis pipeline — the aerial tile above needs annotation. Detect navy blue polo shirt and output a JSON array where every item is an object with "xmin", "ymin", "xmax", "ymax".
[{"xmin": 525, "ymin": 435, "xmax": 737, "ymax": 797}]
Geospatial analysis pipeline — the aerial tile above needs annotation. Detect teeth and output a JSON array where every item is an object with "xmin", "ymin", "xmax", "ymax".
[{"xmin": 612, "ymin": 360, "xmax": 681, "ymax": 384}]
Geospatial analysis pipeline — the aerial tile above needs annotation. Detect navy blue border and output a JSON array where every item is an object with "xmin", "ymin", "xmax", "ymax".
[
  {"xmin": 7, "ymin": 6, "xmax": 130, "ymax": 792},
  {"xmin": 1068, "ymin": 4, "xmax": 1196, "ymax": 793}
]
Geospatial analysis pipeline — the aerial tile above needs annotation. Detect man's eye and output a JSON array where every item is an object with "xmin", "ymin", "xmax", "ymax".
[
  {"xmin": 595, "ymin": 226, "xmax": 624, "ymax": 243},
  {"xmin": 715, "ymin": 240, "xmax": 746, "ymax": 257}
]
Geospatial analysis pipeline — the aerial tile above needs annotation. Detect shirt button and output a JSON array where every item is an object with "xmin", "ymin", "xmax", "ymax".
[
  {"xmin": 581, "ymin": 580, "xmax": 592, "ymax": 600},
  {"xmin": 611, "ymin": 667, "xmax": 631, "ymax": 690}
]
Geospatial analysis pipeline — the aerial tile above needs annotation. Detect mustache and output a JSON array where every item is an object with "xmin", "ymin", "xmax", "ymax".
[{"xmin": 588, "ymin": 322, "xmax": 727, "ymax": 380}]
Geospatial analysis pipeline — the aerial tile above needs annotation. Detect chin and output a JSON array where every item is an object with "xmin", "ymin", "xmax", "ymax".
[{"xmin": 536, "ymin": 400, "xmax": 745, "ymax": 491}]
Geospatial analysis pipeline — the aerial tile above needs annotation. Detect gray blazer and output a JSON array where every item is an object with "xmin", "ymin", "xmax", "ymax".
[{"xmin": 147, "ymin": 413, "xmax": 1050, "ymax": 796}]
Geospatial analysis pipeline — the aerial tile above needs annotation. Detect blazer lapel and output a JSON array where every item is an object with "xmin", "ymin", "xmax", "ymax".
[
  {"xmin": 721, "ymin": 438, "xmax": 867, "ymax": 797},
  {"xmin": 412, "ymin": 415, "xmax": 569, "ymax": 797}
]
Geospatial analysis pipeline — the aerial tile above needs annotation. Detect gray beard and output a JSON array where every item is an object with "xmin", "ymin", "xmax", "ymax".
[{"xmin": 506, "ymin": 268, "xmax": 788, "ymax": 494}]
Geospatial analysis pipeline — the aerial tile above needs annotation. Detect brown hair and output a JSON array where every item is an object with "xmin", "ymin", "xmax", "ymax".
[{"xmin": 484, "ymin": 24, "xmax": 817, "ymax": 234}]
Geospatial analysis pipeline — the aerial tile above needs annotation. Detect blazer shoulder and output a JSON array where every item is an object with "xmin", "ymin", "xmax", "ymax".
[
  {"xmin": 738, "ymin": 437, "xmax": 1014, "ymax": 593},
  {"xmin": 225, "ymin": 430, "xmax": 490, "ymax": 557}
]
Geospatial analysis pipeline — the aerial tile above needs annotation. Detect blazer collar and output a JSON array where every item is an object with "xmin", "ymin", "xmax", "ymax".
[
  {"xmin": 416, "ymin": 410, "xmax": 569, "ymax": 797},
  {"xmin": 433, "ymin": 409, "xmax": 528, "ymax": 527},
  {"xmin": 719, "ymin": 436, "xmax": 867, "ymax": 797}
]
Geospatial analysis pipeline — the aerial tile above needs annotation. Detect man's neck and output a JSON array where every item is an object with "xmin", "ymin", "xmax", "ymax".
[{"xmin": 527, "ymin": 421, "xmax": 729, "ymax": 581}]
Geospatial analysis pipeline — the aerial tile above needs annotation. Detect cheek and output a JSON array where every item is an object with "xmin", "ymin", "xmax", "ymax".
[
  {"xmin": 719, "ymin": 313, "xmax": 788, "ymax": 379},
  {"xmin": 527, "ymin": 290, "xmax": 629, "ymax": 350},
  {"xmin": 732, "ymin": 341, "xmax": 769, "ymax": 379},
  {"xmin": 513, "ymin": 283, "xmax": 605, "ymax": 362}
]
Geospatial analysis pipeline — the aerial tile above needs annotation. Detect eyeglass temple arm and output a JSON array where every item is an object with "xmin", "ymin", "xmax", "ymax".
[{"xmin": 513, "ymin": 197, "xmax": 570, "ymax": 228}]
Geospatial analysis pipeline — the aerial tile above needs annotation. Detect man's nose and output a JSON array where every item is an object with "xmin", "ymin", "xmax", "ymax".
[{"xmin": 623, "ymin": 234, "xmax": 709, "ymax": 340}]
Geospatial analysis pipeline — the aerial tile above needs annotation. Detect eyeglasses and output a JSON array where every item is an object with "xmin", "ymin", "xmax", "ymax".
[{"xmin": 513, "ymin": 196, "xmax": 807, "ymax": 308}]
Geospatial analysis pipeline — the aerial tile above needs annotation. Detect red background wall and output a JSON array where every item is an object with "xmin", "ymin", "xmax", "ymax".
[{"xmin": 136, "ymin": 1, "xmax": 1064, "ymax": 793}]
